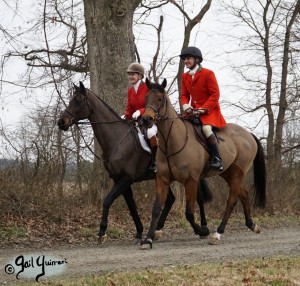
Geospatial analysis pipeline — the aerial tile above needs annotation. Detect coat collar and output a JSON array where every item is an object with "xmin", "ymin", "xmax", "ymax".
[{"xmin": 186, "ymin": 65, "xmax": 203, "ymax": 82}]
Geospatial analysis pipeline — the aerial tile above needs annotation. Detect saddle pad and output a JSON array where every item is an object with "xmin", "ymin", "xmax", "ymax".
[{"xmin": 137, "ymin": 127, "xmax": 151, "ymax": 154}]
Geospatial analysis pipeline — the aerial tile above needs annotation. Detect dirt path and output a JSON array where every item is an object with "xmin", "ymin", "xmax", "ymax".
[{"xmin": 1, "ymin": 226, "xmax": 299, "ymax": 283}]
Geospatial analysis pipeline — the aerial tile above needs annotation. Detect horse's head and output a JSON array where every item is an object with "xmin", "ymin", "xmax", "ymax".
[
  {"xmin": 57, "ymin": 81, "xmax": 91, "ymax": 131},
  {"xmin": 142, "ymin": 78, "xmax": 167, "ymax": 128}
]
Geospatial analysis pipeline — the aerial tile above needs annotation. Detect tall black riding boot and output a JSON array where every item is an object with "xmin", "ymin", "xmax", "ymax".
[
  {"xmin": 207, "ymin": 134, "xmax": 224, "ymax": 171},
  {"xmin": 149, "ymin": 146, "xmax": 157, "ymax": 173}
]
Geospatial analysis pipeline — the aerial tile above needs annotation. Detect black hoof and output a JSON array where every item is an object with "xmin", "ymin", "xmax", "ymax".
[
  {"xmin": 134, "ymin": 238, "xmax": 142, "ymax": 245},
  {"xmin": 198, "ymin": 226, "xmax": 210, "ymax": 237},
  {"xmin": 140, "ymin": 238, "xmax": 153, "ymax": 250}
]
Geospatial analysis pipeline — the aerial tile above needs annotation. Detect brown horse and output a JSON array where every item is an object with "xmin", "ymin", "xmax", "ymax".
[
  {"xmin": 57, "ymin": 82, "xmax": 212, "ymax": 243},
  {"xmin": 141, "ymin": 78, "xmax": 266, "ymax": 248}
]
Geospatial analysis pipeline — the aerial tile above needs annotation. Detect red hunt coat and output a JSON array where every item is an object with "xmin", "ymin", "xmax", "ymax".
[
  {"xmin": 180, "ymin": 68, "xmax": 226, "ymax": 128},
  {"xmin": 124, "ymin": 82, "xmax": 148, "ymax": 119}
]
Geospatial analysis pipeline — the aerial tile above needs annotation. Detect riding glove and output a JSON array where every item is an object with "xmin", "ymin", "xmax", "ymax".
[
  {"xmin": 183, "ymin": 104, "xmax": 193, "ymax": 113},
  {"xmin": 132, "ymin": 110, "xmax": 141, "ymax": 120}
]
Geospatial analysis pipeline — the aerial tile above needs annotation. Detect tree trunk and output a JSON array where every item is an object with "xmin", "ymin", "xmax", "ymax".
[{"xmin": 83, "ymin": 0, "xmax": 141, "ymax": 199}]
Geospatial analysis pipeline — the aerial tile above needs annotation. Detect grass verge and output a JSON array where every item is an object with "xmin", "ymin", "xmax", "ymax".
[{"xmin": 7, "ymin": 255, "xmax": 300, "ymax": 286}]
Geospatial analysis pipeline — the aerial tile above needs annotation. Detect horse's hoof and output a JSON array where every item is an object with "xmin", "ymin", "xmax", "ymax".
[
  {"xmin": 140, "ymin": 238, "xmax": 153, "ymax": 250},
  {"xmin": 97, "ymin": 234, "xmax": 108, "ymax": 244},
  {"xmin": 154, "ymin": 230, "xmax": 163, "ymax": 240},
  {"xmin": 251, "ymin": 224, "xmax": 261, "ymax": 233},
  {"xmin": 198, "ymin": 226, "xmax": 210, "ymax": 238},
  {"xmin": 208, "ymin": 232, "xmax": 221, "ymax": 245},
  {"xmin": 134, "ymin": 238, "xmax": 142, "ymax": 245}
]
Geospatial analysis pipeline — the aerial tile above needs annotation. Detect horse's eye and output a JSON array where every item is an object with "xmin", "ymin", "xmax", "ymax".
[{"xmin": 75, "ymin": 95, "xmax": 83, "ymax": 104}]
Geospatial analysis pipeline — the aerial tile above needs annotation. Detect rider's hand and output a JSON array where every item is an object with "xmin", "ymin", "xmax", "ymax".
[
  {"xmin": 196, "ymin": 108, "xmax": 208, "ymax": 114},
  {"xmin": 183, "ymin": 104, "xmax": 193, "ymax": 113},
  {"xmin": 121, "ymin": 115, "xmax": 127, "ymax": 120},
  {"xmin": 132, "ymin": 110, "xmax": 141, "ymax": 120}
]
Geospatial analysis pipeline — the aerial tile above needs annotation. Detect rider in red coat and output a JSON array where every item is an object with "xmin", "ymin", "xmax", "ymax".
[
  {"xmin": 124, "ymin": 78, "xmax": 148, "ymax": 120},
  {"xmin": 122, "ymin": 63, "xmax": 158, "ymax": 172},
  {"xmin": 179, "ymin": 46, "xmax": 226, "ymax": 171}
]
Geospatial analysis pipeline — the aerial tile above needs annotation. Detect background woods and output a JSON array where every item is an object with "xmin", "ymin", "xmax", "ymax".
[{"xmin": 0, "ymin": 0, "xmax": 299, "ymax": 244}]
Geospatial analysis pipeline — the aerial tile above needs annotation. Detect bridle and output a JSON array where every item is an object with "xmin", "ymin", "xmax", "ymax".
[
  {"xmin": 145, "ymin": 88, "xmax": 189, "ymax": 179},
  {"xmin": 61, "ymin": 89, "xmax": 139, "ymax": 163},
  {"xmin": 63, "ymin": 95, "xmax": 92, "ymax": 126},
  {"xmin": 145, "ymin": 89, "xmax": 168, "ymax": 121}
]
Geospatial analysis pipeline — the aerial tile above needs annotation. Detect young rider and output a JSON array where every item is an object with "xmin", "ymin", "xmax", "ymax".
[
  {"xmin": 179, "ymin": 46, "xmax": 226, "ymax": 171},
  {"xmin": 121, "ymin": 63, "xmax": 158, "ymax": 172}
]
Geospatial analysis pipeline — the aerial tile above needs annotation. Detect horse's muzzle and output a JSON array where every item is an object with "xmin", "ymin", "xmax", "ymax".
[
  {"xmin": 142, "ymin": 116, "xmax": 154, "ymax": 128},
  {"xmin": 57, "ymin": 118, "xmax": 70, "ymax": 131}
]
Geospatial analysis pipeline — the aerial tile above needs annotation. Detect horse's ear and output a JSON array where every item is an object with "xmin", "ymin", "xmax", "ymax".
[
  {"xmin": 73, "ymin": 83, "xmax": 80, "ymax": 92},
  {"xmin": 161, "ymin": 78, "xmax": 167, "ymax": 89},
  {"xmin": 146, "ymin": 78, "xmax": 151, "ymax": 89},
  {"xmin": 79, "ymin": 81, "xmax": 87, "ymax": 96}
]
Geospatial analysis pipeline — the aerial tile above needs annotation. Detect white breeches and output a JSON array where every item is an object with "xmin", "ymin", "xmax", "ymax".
[
  {"xmin": 202, "ymin": 124, "xmax": 213, "ymax": 138},
  {"xmin": 147, "ymin": 124, "xmax": 157, "ymax": 139}
]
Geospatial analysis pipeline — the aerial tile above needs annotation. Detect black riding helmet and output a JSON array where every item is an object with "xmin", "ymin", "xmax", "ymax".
[{"xmin": 179, "ymin": 46, "xmax": 203, "ymax": 63}]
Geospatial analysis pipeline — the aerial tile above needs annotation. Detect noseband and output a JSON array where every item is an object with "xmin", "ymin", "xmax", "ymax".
[{"xmin": 145, "ymin": 89, "xmax": 167, "ymax": 121}]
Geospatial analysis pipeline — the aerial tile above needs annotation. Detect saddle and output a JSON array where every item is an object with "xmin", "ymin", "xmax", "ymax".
[
  {"xmin": 128, "ymin": 119, "xmax": 151, "ymax": 153},
  {"xmin": 137, "ymin": 120, "xmax": 151, "ymax": 147},
  {"xmin": 182, "ymin": 113, "xmax": 224, "ymax": 153},
  {"xmin": 182, "ymin": 114, "xmax": 210, "ymax": 153}
]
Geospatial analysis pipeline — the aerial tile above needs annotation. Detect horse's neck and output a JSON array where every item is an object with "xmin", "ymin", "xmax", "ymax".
[
  {"xmin": 87, "ymin": 92, "xmax": 125, "ymax": 155},
  {"xmin": 158, "ymin": 97, "xmax": 186, "ymax": 151}
]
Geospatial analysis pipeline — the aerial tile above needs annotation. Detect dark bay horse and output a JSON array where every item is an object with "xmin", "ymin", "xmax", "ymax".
[
  {"xmin": 57, "ymin": 82, "xmax": 212, "ymax": 242},
  {"xmin": 141, "ymin": 78, "xmax": 266, "ymax": 248}
]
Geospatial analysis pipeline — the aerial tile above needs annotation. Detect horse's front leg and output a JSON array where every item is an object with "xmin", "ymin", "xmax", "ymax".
[
  {"xmin": 140, "ymin": 178, "xmax": 170, "ymax": 249},
  {"xmin": 184, "ymin": 178, "xmax": 200, "ymax": 235},
  {"xmin": 98, "ymin": 176, "xmax": 131, "ymax": 243},
  {"xmin": 122, "ymin": 186, "xmax": 144, "ymax": 244},
  {"xmin": 196, "ymin": 180, "xmax": 210, "ymax": 237},
  {"xmin": 154, "ymin": 187, "xmax": 175, "ymax": 239},
  {"xmin": 210, "ymin": 168, "xmax": 241, "ymax": 245}
]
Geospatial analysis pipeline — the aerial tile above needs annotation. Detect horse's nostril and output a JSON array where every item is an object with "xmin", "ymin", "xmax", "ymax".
[{"xmin": 57, "ymin": 119, "xmax": 64, "ymax": 126}]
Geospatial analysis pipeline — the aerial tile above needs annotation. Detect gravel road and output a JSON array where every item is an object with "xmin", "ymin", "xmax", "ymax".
[{"xmin": 1, "ymin": 225, "xmax": 299, "ymax": 284}]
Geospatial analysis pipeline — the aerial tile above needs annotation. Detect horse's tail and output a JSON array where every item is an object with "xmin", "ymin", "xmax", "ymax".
[
  {"xmin": 198, "ymin": 179, "xmax": 213, "ymax": 203},
  {"xmin": 252, "ymin": 134, "xmax": 267, "ymax": 208}
]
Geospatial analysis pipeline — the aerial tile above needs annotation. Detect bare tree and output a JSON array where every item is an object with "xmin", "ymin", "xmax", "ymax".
[
  {"xmin": 219, "ymin": 0, "xmax": 300, "ymax": 170},
  {"xmin": 0, "ymin": 0, "xmax": 213, "ymax": 200}
]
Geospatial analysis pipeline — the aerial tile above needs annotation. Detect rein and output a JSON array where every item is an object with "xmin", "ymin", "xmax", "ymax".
[
  {"xmin": 64, "ymin": 90, "xmax": 139, "ymax": 162},
  {"xmin": 146, "ymin": 91, "xmax": 189, "ymax": 179}
]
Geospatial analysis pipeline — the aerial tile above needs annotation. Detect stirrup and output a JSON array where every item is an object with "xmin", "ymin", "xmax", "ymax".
[{"xmin": 210, "ymin": 157, "xmax": 223, "ymax": 171}]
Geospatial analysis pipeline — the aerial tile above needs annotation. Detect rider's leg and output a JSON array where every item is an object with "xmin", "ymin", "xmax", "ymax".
[
  {"xmin": 147, "ymin": 124, "xmax": 158, "ymax": 172},
  {"xmin": 202, "ymin": 124, "xmax": 223, "ymax": 171}
]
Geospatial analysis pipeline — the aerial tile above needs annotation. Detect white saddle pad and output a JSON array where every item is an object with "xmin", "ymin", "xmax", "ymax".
[{"xmin": 137, "ymin": 127, "xmax": 151, "ymax": 154}]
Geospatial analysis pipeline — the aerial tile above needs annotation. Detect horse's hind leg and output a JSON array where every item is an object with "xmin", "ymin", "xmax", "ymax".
[
  {"xmin": 98, "ymin": 176, "xmax": 131, "ymax": 243},
  {"xmin": 238, "ymin": 186, "xmax": 260, "ymax": 233},
  {"xmin": 122, "ymin": 186, "xmax": 144, "ymax": 242}
]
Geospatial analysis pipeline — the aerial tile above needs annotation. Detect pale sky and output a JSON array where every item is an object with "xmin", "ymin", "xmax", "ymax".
[{"xmin": 0, "ymin": 0, "xmax": 267, "ymax": 140}]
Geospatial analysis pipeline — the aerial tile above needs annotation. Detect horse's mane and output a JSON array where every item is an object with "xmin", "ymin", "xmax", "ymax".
[{"xmin": 86, "ymin": 88, "xmax": 122, "ymax": 119}]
